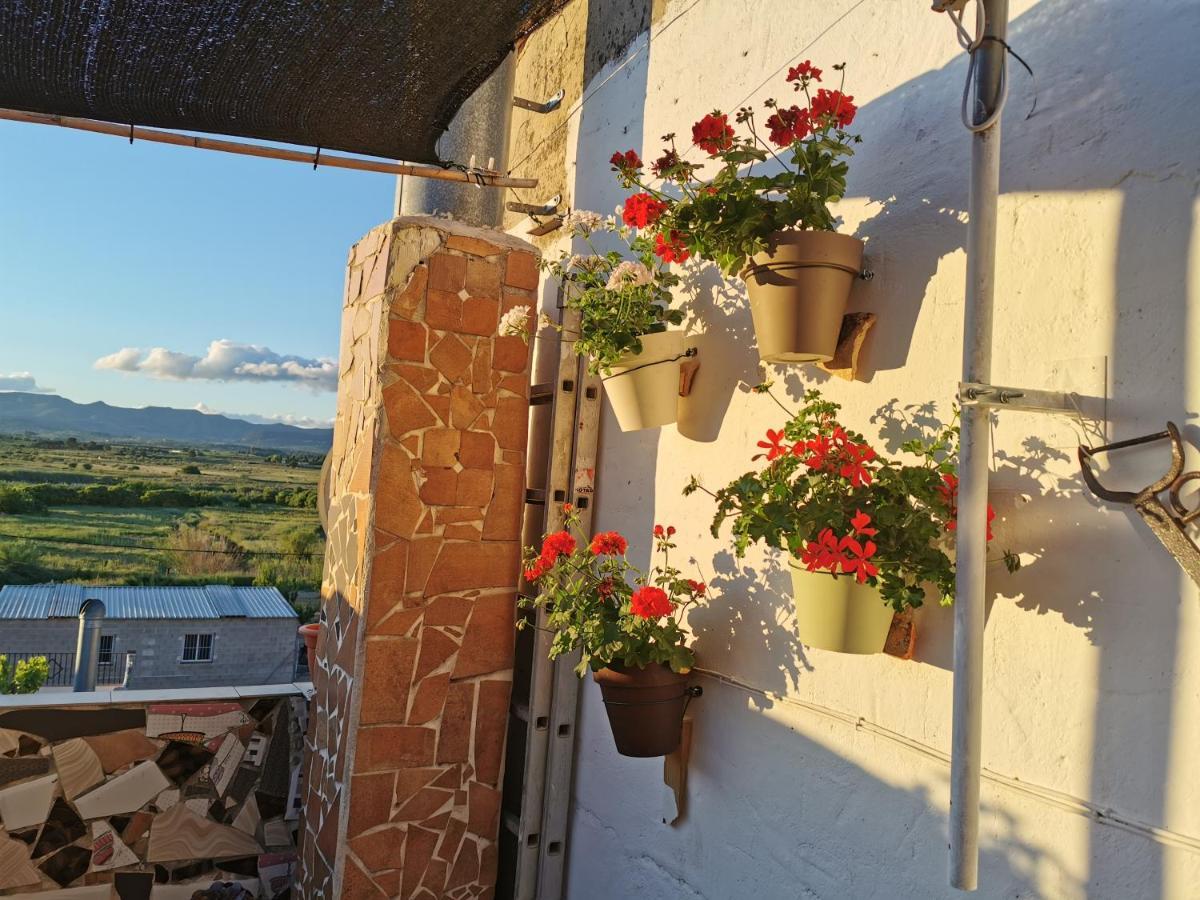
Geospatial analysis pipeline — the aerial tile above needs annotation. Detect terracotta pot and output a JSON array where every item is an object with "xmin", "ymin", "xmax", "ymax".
[
  {"xmin": 789, "ymin": 564, "xmax": 895, "ymax": 654},
  {"xmin": 298, "ymin": 623, "xmax": 320, "ymax": 677},
  {"xmin": 593, "ymin": 662, "xmax": 691, "ymax": 757},
  {"xmin": 743, "ymin": 230, "xmax": 864, "ymax": 364},
  {"xmin": 600, "ymin": 330, "xmax": 684, "ymax": 431}
]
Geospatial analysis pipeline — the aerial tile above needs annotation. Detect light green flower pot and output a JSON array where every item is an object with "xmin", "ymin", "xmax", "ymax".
[
  {"xmin": 789, "ymin": 563, "xmax": 894, "ymax": 654},
  {"xmin": 601, "ymin": 330, "xmax": 684, "ymax": 432}
]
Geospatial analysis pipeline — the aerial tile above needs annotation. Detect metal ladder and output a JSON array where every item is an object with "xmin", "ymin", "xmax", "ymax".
[{"xmin": 497, "ymin": 305, "xmax": 602, "ymax": 900}]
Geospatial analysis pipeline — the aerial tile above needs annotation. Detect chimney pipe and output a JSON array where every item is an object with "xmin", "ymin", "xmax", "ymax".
[{"xmin": 72, "ymin": 598, "xmax": 106, "ymax": 692}]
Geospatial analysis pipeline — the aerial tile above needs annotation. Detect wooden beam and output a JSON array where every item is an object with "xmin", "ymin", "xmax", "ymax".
[{"xmin": 0, "ymin": 108, "xmax": 538, "ymax": 189}]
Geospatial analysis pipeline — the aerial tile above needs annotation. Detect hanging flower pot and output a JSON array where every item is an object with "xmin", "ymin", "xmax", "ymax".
[
  {"xmin": 789, "ymin": 564, "xmax": 894, "ymax": 654},
  {"xmin": 520, "ymin": 515, "xmax": 706, "ymax": 759},
  {"xmin": 593, "ymin": 661, "xmax": 692, "ymax": 757},
  {"xmin": 686, "ymin": 387, "xmax": 1017, "ymax": 653},
  {"xmin": 611, "ymin": 59, "xmax": 868, "ymax": 367},
  {"xmin": 602, "ymin": 330, "xmax": 685, "ymax": 431},
  {"xmin": 744, "ymin": 231, "xmax": 863, "ymax": 364}
]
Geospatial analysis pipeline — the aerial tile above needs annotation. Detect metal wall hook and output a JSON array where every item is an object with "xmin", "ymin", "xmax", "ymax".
[
  {"xmin": 1079, "ymin": 422, "xmax": 1200, "ymax": 588},
  {"xmin": 513, "ymin": 88, "xmax": 565, "ymax": 114},
  {"xmin": 506, "ymin": 194, "xmax": 561, "ymax": 216}
]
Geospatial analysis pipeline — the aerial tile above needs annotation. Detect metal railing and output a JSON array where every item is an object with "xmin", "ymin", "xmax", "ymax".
[{"xmin": 0, "ymin": 651, "xmax": 129, "ymax": 687}]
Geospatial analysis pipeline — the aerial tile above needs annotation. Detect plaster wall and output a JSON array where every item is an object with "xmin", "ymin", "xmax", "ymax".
[{"xmin": 512, "ymin": 0, "xmax": 1200, "ymax": 897}]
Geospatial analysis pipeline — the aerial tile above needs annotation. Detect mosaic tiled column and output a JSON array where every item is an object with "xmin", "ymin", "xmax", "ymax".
[{"xmin": 299, "ymin": 217, "xmax": 537, "ymax": 900}]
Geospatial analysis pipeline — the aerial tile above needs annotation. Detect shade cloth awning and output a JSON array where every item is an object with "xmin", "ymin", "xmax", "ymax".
[{"xmin": 0, "ymin": 1, "xmax": 563, "ymax": 164}]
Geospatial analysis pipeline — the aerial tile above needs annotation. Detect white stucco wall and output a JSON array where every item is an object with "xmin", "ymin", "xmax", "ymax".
[{"xmin": 523, "ymin": 0, "xmax": 1200, "ymax": 897}]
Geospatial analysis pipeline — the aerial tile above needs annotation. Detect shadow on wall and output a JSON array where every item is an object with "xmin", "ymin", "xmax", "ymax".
[
  {"xmin": 567, "ymin": 674, "xmax": 1078, "ymax": 899},
  {"xmin": 573, "ymin": 0, "xmax": 661, "ymax": 562},
  {"xmin": 681, "ymin": 0, "xmax": 1199, "ymax": 896},
  {"xmin": 582, "ymin": 0, "xmax": 1199, "ymax": 896}
]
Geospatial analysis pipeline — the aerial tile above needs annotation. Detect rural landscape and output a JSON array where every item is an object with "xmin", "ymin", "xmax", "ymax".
[{"xmin": 0, "ymin": 393, "xmax": 330, "ymax": 619}]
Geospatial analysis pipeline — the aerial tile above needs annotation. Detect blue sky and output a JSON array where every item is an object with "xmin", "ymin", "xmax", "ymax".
[{"xmin": 0, "ymin": 121, "xmax": 393, "ymax": 427}]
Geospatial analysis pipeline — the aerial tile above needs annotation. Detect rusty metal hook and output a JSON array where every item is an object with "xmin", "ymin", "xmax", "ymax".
[
  {"xmin": 1077, "ymin": 422, "xmax": 1184, "ymax": 504},
  {"xmin": 1079, "ymin": 421, "xmax": 1200, "ymax": 590}
]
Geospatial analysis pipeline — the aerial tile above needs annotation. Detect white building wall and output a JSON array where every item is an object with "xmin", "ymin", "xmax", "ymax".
[{"xmin": 526, "ymin": 1, "xmax": 1200, "ymax": 897}]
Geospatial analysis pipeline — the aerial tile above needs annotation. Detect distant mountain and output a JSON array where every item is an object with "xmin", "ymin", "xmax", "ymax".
[{"xmin": 0, "ymin": 393, "xmax": 332, "ymax": 452}]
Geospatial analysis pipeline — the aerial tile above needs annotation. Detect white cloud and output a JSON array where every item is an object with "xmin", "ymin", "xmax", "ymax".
[
  {"xmin": 0, "ymin": 372, "xmax": 52, "ymax": 393},
  {"xmin": 95, "ymin": 339, "xmax": 337, "ymax": 392},
  {"xmin": 194, "ymin": 403, "xmax": 333, "ymax": 430}
]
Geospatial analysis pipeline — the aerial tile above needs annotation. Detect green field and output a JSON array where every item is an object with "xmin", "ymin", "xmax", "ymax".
[{"xmin": 0, "ymin": 435, "xmax": 325, "ymax": 604}]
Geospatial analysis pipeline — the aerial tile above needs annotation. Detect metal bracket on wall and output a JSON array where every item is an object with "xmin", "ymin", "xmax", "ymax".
[
  {"xmin": 506, "ymin": 195, "xmax": 563, "ymax": 236},
  {"xmin": 513, "ymin": 88, "xmax": 565, "ymax": 114},
  {"xmin": 958, "ymin": 381, "xmax": 1078, "ymax": 415},
  {"xmin": 506, "ymin": 195, "xmax": 561, "ymax": 217}
]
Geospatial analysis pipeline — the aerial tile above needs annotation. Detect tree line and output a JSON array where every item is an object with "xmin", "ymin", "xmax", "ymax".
[{"xmin": 0, "ymin": 480, "xmax": 318, "ymax": 514}]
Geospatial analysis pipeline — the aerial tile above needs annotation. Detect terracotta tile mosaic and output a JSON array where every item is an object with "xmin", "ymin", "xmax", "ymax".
[{"xmin": 298, "ymin": 218, "xmax": 533, "ymax": 898}]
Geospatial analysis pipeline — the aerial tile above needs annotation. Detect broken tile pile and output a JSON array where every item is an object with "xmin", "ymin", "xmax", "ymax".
[{"xmin": 0, "ymin": 697, "xmax": 305, "ymax": 900}]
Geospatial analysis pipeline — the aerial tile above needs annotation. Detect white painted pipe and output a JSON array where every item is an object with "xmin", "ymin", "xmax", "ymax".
[{"xmin": 950, "ymin": 0, "xmax": 1008, "ymax": 890}]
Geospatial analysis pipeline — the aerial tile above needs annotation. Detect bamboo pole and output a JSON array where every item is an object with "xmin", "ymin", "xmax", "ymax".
[{"xmin": 0, "ymin": 107, "xmax": 538, "ymax": 189}]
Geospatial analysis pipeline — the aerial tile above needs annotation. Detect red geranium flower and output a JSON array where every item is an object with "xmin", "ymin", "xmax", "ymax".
[
  {"xmin": 523, "ymin": 558, "xmax": 550, "ymax": 582},
  {"xmin": 756, "ymin": 428, "xmax": 789, "ymax": 461},
  {"xmin": 801, "ymin": 434, "xmax": 832, "ymax": 470},
  {"xmin": 687, "ymin": 579, "xmax": 706, "ymax": 596},
  {"xmin": 622, "ymin": 192, "xmax": 667, "ymax": 228},
  {"xmin": 692, "ymin": 113, "xmax": 735, "ymax": 154},
  {"xmin": 653, "ymin": 524, "xmax": 677, "ymax": 539},
  {"xmin": 651, "ymin": 149, "xmax": 680, "ymax": 177},
  {"xmin": 609, "ymin": 149, "xmax": 642, "ymax": 170},
  {"xmin": 800, "ymin": 528, "xmax": 847, "ymax": 573},
  {"xmin": 939, "ymin": 473, "xmax": 996, "ymax": 540},
  {"xmin": 631, "ymin": 585, "xmax": 673, "ymax": 619},
  {"xmin": 653, "ymin": 230, "xmax": 690, "ymax": 263},
  {"xmin": 765, "ymin": 105, "xmax": 811, "ymax": 147},
  {"xmin": 787, "ymin": 61, "xmax": 822, "ymax": 83},
  {"xmin": 811, "ymin": 89, "xmax": 857, "ymax": 128},
  {"xmin": 850, "ymin": 509, "xmax": 878, "ymax": 537},
  {"xmin": 598, "ymin": 577, "xmax": 615, "ymax": 599},
  {"xmin": 541, "ymin": 530, "xmax": 576, "ymax": 561},
  {"xmin": 839, "ymin": 443, "xmax": 876, "ymax": 487},
  {"xmin": 590, "ymin": 531, "xmax": 629, "ymax": 556},
  {"xmin": 839, "ymin": 535, "xmax": 879, "ymax": 583}
]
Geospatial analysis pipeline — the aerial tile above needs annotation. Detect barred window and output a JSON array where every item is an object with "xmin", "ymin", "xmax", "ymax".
[{"xmin": 182, "ymin": 633, "xmax": 214, "ymax": 662}]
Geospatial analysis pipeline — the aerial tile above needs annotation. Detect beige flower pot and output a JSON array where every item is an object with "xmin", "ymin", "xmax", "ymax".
[
  {"xmin": 601, "ymin": 330, "xmax": 684, "ymax": 432},
  {"xmin": 743, "ymin": 230, "xmax": 864, "ymax": 364},
  {"xmin": 789, "ymin": 564, "xmax": 894, "ymax": 654}
]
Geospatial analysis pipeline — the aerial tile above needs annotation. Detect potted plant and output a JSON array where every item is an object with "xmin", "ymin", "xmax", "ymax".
[
  {"xmin": 520, "ymin": 507, "xmax": 705, "ymax": 756},
  {"xmin": 611, "ymin": 61, "xmax": 862, "ymax": 364},
  {"xmin": 685, "ymin": 386, "xmax": 1015, "ymax": 654},
  {"xmin": 507, "ymin": 210, "xmax": 687, "ymax": 431},
  {"xmin": 298, "ymin": 619, "xmax": 321, "ymax": 677}
]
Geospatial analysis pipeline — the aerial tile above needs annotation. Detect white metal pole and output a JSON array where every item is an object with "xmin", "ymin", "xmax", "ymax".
[{"xmin": 950, "ymin": 0, "xmax": 1008, "ymax": 890}]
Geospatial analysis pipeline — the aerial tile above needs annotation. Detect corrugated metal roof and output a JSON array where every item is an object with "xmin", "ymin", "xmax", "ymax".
[
  {"xmin": 47, "ymin": 584, "xmax": 84, "ymax": 618},
  {"xmin": 0, "ymin": 585, "xmax": 296, "ymax": 620},
  {"xmin": 207, "ymin": 585, "xmax": 247, "ymax": 618}
]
